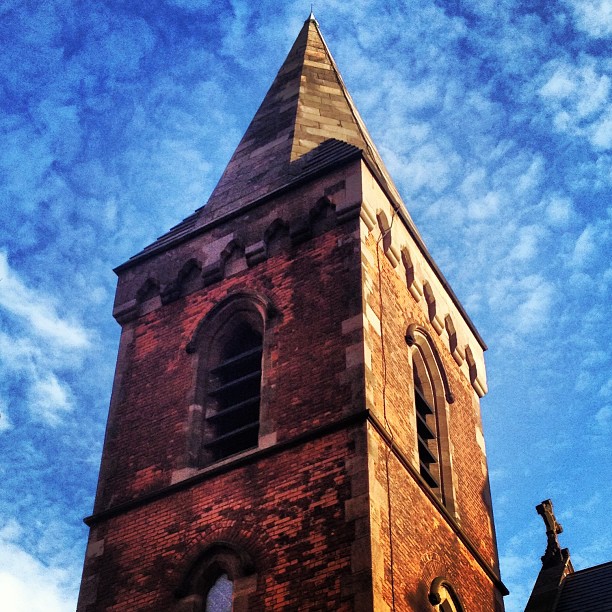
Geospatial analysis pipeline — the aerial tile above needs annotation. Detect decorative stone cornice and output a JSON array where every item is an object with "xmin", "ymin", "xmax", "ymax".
[
  {"xmin": 112, "ymin": 192, "xmax": 355, "ymax": 325},
  {"xmin": 363, "ymin": 198, "xmax": 488, "ymax": 398}
]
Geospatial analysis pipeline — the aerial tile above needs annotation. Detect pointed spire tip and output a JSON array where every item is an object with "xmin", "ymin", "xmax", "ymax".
[{"xmin": 307, "ymin": 5, "xmax": 317, "ymax": 23}]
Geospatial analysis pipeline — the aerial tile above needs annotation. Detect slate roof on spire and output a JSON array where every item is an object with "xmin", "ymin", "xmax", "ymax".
[{"xmin": 130, "ymin": 15, "xmax": 412, "ymax": 259}]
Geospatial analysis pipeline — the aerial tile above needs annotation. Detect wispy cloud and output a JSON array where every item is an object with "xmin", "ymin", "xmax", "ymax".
[
  {"xmin": 0, "ymin": 252, "xmax": 92, "ymax": 425},
  {"xmin": 544, "ymin": 193, "xmax": 575, "ymax": 228},
  {"xmin": 0, "ymin": 398, "xmax": 12, "ymax": 433},
  {"xmin": 565, "ymin": 0, "xmax": 612, "ymax": 38},
  {"xmin": 538, "ymin": 57, "xmax": 611, "ymax": 150},
  {"xmin": 0, "ymin": 2, "xmax": 610, "ymax": 611},
  {"xmin": 0, "ymin": 252, "xmax": 89, "ymax": 349}
]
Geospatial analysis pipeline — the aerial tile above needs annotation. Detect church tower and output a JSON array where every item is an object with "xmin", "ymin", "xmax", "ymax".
[{"xmin": 78, "ymin": 15, "xmax": 507, "ymax": 611}]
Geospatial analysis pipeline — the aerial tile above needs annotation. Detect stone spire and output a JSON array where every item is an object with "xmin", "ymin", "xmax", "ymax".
[
  {"xmin": 129, "ymin": 16, "xmax": 418, "ymax": 265},
  {"xmin": 198, "ymin": 15, "xmax": 402, "ymax": 222}
]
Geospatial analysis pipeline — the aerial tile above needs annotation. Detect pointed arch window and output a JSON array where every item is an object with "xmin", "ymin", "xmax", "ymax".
[
  {"xmin": 186, "ymin": 292, "xmax": 275, "ymax": 466},
  {"xmin": 206, "ymin": 320, "xmax": 262, "ymax": 462},
  {"xmin": 406, "ymin": 325, "xmax": 456, "ymax": 513},
  {"xmin": 413, "ymin": 356, "xmax": 440, "ymax": 489}
]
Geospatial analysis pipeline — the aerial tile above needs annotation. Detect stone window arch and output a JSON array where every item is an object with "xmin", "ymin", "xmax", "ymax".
[
  {"xmin": 174, "ymin": 542, "xmax": 257, "ymax": 612},
  {"xmin": 428, "ymin": 577, "xmax": 465, "ymax": 612},
  {"xmin": 186, "ymin": 292, "xmax": 276, "ymax": 466},
  {"xmin": 406, "ymin": 325, "xmax": 456, "ymax": 514}
]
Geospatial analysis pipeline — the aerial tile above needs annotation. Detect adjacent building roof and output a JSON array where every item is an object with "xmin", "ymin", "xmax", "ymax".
[
  {"xmin": 525, "ymin": 500, "xmax": 612, "ymax": 612},
  {"xmin": 554, "ymin": 561, "xmax": 612, "ymax": 612}
]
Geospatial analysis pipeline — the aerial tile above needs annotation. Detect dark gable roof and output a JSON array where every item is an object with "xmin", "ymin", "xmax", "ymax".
[{"xmin": 555, "ymin": 561, "xmax": 612, "ymax": 612}]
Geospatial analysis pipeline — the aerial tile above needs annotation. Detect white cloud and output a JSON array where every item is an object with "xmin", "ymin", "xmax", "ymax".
[
  {"xmin": 468, "ymin": 191, "xmax": 501, "ymax": 220},
  {"xmin": 392, "ymin": 142, "xmax": 459, "ymax": 195},
  {"xmin": 164, "ymin": 0, "xmax": 212, "ymax": 10},
  {"xmin": 28, "ymin": 376, "xmax": 73, "ymax": 425},
  {"xmin": 581, "ymin": 350, "xmax": 609, "ymax": 367},
  {"xmin": 0, "ymin": 252, "xmax": 90, "ymax": 349},
  {"xmin": 500, "ymin": 555, "xmax": 538, "ymax": 612},
  {"xmin": 0, "ymin": 252, "xmax": 92, "ymax": 425},
  {"xmin": 497, "ymin": 525, "xmax": 542, "ymax": 612},
  {"xmin": 513, "ymin": 276, "xmax": 555, "ymax": 331},
  {"xmin": 540, "ymin": 69, "xmax": 576, "ymax": 98},
  {"xmin": 0, "ymin": 398, "xmax": 12, "ymax": 433},
  {"xmin": 0, "ymin": 520, "xmax": 77, "ymax": 612},
  {"xmin": 566, "ymin": 0, "xmax": 612, "ymax": 38},
  {"xmin": 599, "ymin": 377, "xmax": 612, "ymax": 397},
  {"xmin": 489, "ymin": 274, "xmax": 556, "ymax": 337},
  {"xmin": 538, "ymin": 58, "xmax": 611, "ymax": 150},
  {"xmin": 591, "ymin": 108, "xmax": 612, "ymax": 149},
  {"xmin": 571, "ymin": 225, "xmax": 597, "ymax": 267},
  {"xmin": 595, "ymin": 404, "xmax": 611, "ymax": 429},
  {"xmin": 0, "ymin": 3, "xmax": 609, "ymax": 611},
  {"xmin": 509, "ymin": 225, "xmax": 546, "ymax": 262},
  {"xmin": 570, "ymin": 216, "xmax": 610, "ymax": 271},
  {"xmin": 544, "ymin": 194, "xmax": 575, "ymax": 228},
  {"xmin": 0, "ymin": 331, "xmax": 81, "ymax": 425}
]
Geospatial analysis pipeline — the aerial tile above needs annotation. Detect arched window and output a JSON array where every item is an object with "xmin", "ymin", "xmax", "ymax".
[
  {"xmin": 205, "ymin": 573, "xmax": 233, "ymax": 611},
  {"xmin": 186, "ymin": 292, "xmax": 275, "ymax": 466},
  {"xmin": 175, "ymin": 542, "xmax": 256, "ymax": 612},
  {"xmin": 412, "ymin": 348, "xmax": 441, "ymax": 490},
  {"xmin": 406, "ymin": 325, "xmax": 456, "ymax": 512},
  {"xmin": 412, "ymin": 351, "xmax": 440, "ymax": 488},
  {"xmin": 206, "ymin": 318, "xmax": 263, "ymax": 462},
  {"xmin": 428, "ymin": 577, "xmax": 465, "ymax": 612}
]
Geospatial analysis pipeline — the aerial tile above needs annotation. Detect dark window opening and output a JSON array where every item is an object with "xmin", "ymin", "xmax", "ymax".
[
  {"xmin": 414, "ymin": 362, "xmax": 439, "ymax": 489},
  {"xmin": 175, "ymin": 541, "xmax": 255, "ymax": 611},
  {"xmin": 205, "ymin": 573, "xmax": 233, "ymax": 612},
  {"xmin": 205, "ymin": 322, "xmax": 262, "ymax": 461}
]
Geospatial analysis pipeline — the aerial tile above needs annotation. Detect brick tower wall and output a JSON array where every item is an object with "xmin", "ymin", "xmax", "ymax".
[
  {"xmin": 79, "ymin": 159, "xmax": 506, "ymax": 610},
  {"xmin": 79, "ymin": 429, "xmax": 367, "ymax": 611},
  {"xmin": 79, "ymin": 164, "xmax": 376, "ymax": 610},
  {"xmin": 357, "ymin": 168, "xmax": 505, "ymax": 611}
]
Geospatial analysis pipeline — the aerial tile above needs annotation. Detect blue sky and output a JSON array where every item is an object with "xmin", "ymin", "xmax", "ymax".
[{"xmin": 0, "ymin": 1, "xmax": 610, "ymax": 610}]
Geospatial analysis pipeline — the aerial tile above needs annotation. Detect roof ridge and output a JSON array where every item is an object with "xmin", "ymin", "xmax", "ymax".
[{"xmin": 565, "ymin": 560, "xmax": 612, "ymax": 576}]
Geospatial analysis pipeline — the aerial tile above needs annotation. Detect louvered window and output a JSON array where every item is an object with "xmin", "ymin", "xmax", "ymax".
[
  {"xmin": 413, "ymin": 362, "xmax": 439, "ymax": 489},
  {"xmin": 205, "ymin": 323, "xmax": 262, "ymax": 461}
]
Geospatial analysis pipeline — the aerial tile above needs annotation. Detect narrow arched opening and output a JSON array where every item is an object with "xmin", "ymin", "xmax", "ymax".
[
  {"xmin": 407, "ymin": 325, "xmax": 457, "ymax": 513},
  {"xmin": 203, "ymin": 313, "xmax": 263, "ymax": 463},
  {"xmin": 187, "ymin": 292, "xmax": 275, "ymax": 467},
  {"xmin": 429, "ymin": 577, "xmax": 465, "ymax": 612},
  {"xmin": 175, "ymin": 542, "xmax": 256, "ymax": 612}
]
